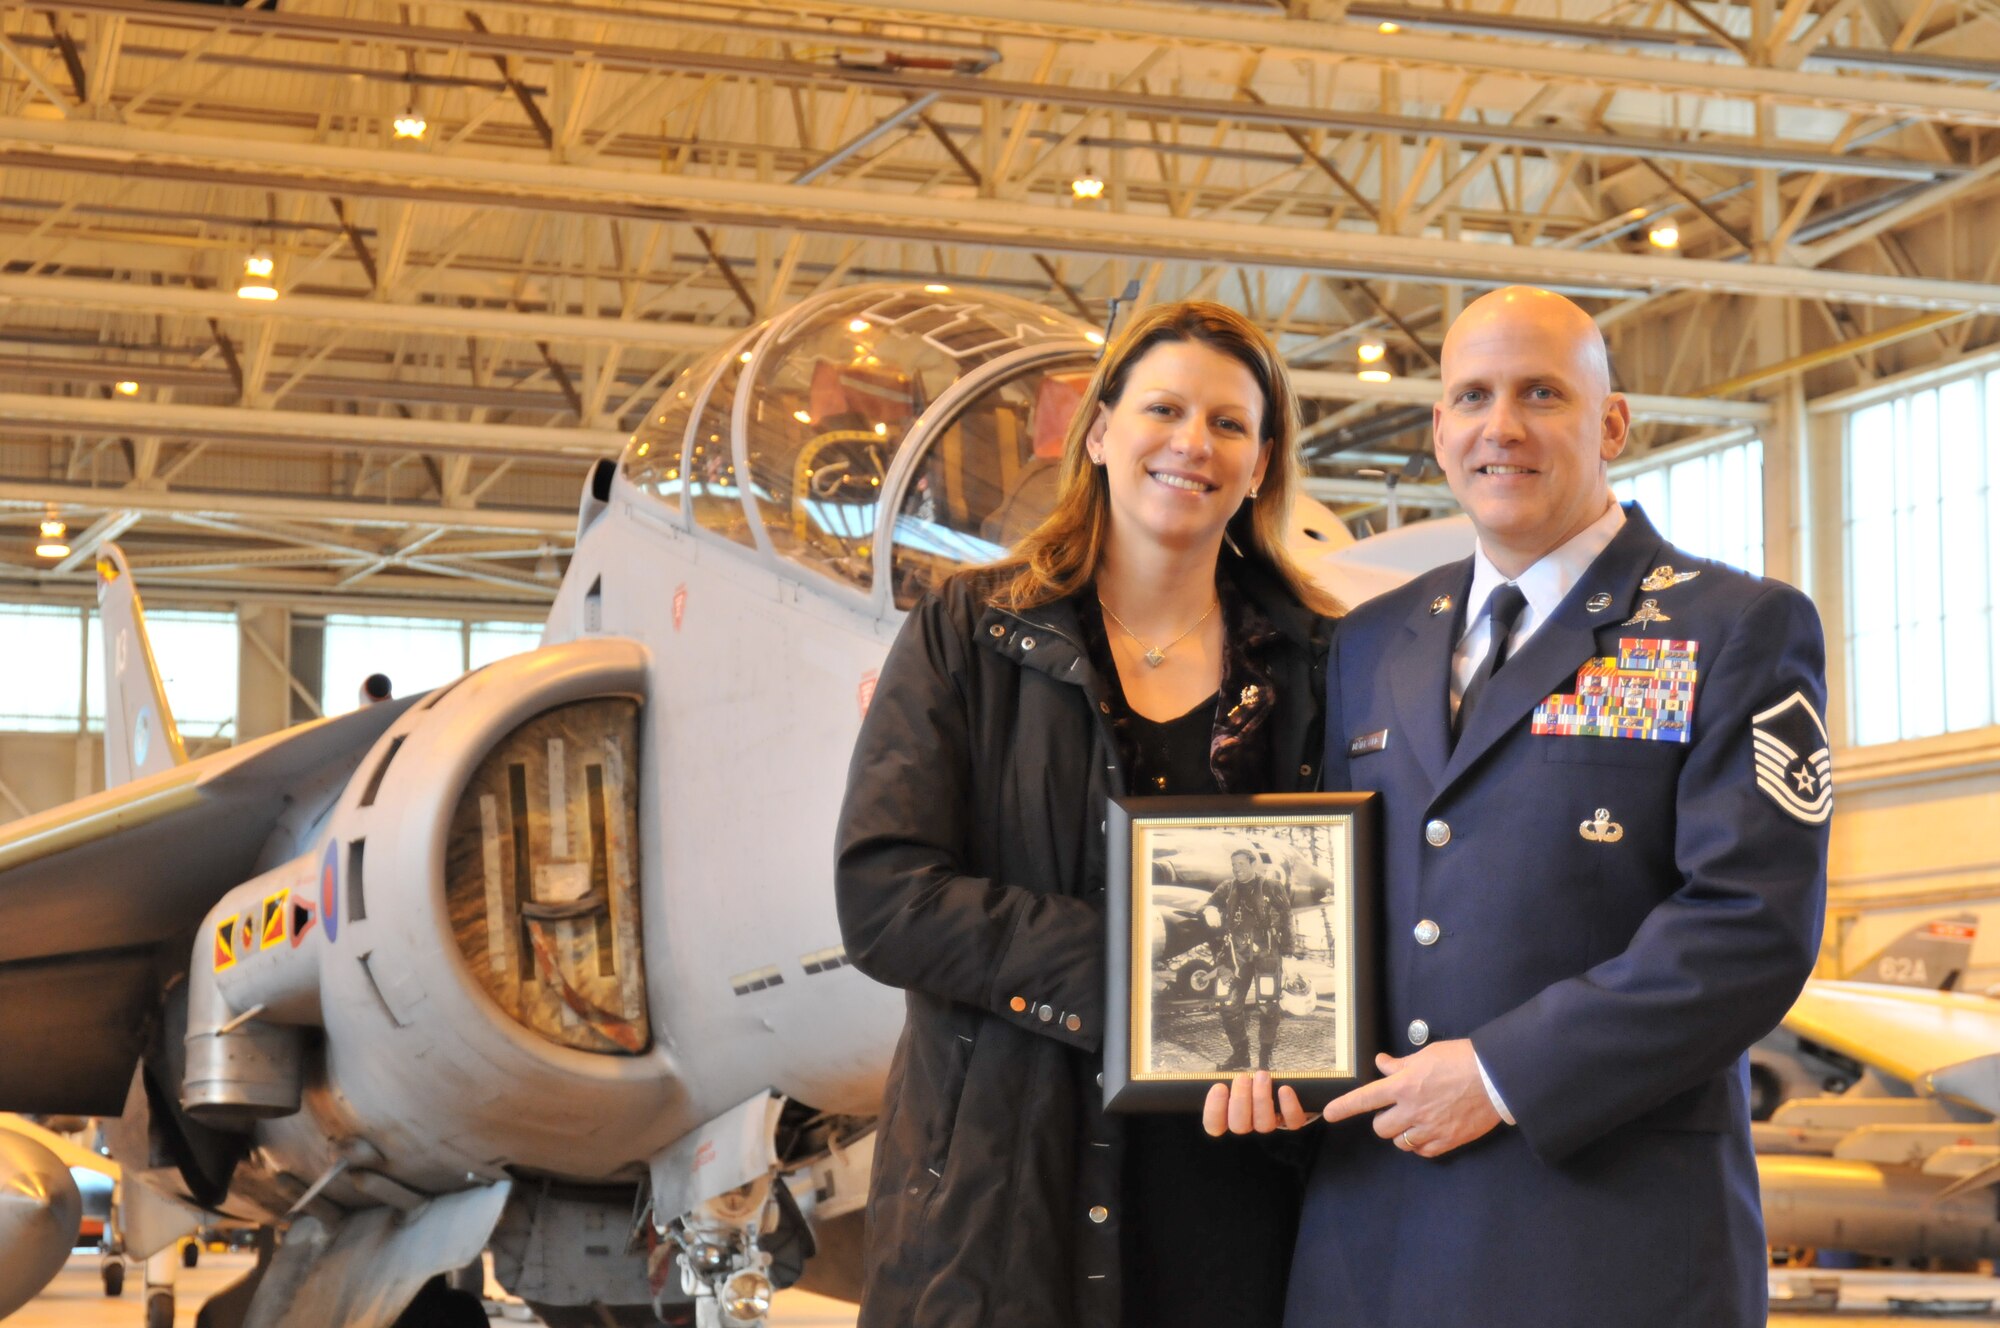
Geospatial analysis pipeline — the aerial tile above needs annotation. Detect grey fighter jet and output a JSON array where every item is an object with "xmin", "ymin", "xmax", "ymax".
[{"xmin": 0, "ymin": 284, "xmax": 1396, "ymax": 1328}]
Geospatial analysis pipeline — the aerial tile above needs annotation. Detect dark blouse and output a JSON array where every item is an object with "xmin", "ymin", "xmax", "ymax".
[{"xmin": 1084, "ymin": 602, "xmax": 1302, "ymax": 1328}]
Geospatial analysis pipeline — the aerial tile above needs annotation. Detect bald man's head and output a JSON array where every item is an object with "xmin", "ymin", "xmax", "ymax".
[
  {"xmin": 1431, "ymin": 286, "xmax": 1630, "ymax": 577},
  {"xmin": 1443, "ymin": 287, "xmax": 1612, "ymax": 397}
]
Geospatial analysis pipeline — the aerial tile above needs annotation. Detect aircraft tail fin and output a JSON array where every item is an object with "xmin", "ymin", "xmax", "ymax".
[
  {"xmin": 96, "ymin": 544, "xmax": 187, "ymax": 787},
  {"xmin": 1845, "ymin": 913, "xmax": 1977, "ymax": 991}
]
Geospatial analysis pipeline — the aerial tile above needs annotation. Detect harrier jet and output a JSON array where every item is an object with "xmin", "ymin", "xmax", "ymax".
[{"xmin": 0, "ymin": 284, "xmax": 1389, "ymax": 1328}]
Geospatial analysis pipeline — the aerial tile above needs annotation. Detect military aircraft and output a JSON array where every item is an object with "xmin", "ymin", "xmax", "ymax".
[
  {"xmin": 1758, "ymin": 980, "xmax": 2000, "ymax": 1263},
  {"xmin": 0, "ymin": 284, "xmax": 1409, "ymax": 1328}
]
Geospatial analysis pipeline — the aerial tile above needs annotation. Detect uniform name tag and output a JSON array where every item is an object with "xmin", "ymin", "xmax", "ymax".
[
  {"xmin": 1348, "ymin": 729, "xmax": 1390, "ymax": 757},
  {"xmin": 1532, "ymin": 638, "xmax": 1698, "ymax": 743}
]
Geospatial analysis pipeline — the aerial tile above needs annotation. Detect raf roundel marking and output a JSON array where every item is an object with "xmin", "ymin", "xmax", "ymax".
[{"xmin": 320, "ymin": 838, "xmax": 341, "ymax": 944}]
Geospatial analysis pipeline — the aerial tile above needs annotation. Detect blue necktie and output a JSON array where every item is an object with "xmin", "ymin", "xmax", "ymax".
[{"xmin": 1452, "ymin": 583, "xmax": 1529, "ymax": 747}]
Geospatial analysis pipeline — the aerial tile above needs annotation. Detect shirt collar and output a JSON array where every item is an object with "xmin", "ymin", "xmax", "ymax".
[{"xmin": 1461, "ymin": 499, "xmax": 1626, "ymax": 644}]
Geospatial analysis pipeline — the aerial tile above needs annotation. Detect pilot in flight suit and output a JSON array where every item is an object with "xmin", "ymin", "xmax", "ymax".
[{"xmin": 1204, "ymin": 849, "xmax": 1297, "ymax": 1072}]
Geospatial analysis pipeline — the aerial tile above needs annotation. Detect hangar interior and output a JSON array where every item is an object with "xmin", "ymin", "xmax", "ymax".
[
  {"xmin": 5, "ymin": 0, "xmax": 1997, "ymax": 979},
  {"xmin": 2, "ymin": 0, "xmax": 2000, "ymax": 1063}
]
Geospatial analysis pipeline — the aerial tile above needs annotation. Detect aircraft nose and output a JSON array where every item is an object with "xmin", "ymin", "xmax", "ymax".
[{"xmin": 0, "ymin": 1132, "xmax": 83, "ymax": 1318}]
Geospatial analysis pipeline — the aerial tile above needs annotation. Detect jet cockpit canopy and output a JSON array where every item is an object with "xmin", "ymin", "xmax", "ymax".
[{"xmin": 620, "ymin": 284, "xmax": 1099, "ymax": 612}]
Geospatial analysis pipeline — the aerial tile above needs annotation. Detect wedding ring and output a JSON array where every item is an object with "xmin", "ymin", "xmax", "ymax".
[{"xmin": 1399, "ymin": 1130, "xmax": 1418, "ymax": 1151}]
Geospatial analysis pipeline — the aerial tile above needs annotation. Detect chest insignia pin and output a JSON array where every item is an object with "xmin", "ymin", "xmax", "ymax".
[
  {"xmin": 1579, "ymin": 809, "xmax": 1625, "ymax": 843},
  {"xmin": 1640, "ymin": 565, "xmax": 1702, "ymax": 592},
  {"xmin": 1430, "ymin": 594, "xmax": 1452, "ymax": 616},
  {"xmin": 1585, "ymin": 592, "xmax": 1613, "ymax": 613},
  {"xmin": 1623, "ymin": 598, "xmax": 1670, "ymax": 627}
]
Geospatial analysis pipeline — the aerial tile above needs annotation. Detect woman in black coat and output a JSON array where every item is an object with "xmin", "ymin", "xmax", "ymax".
[{"xmin": 835, "ymin": 301, "xmax": 1339, "ymax": 1328}]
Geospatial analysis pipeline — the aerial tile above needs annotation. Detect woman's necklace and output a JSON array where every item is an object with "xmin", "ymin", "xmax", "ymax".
[{"xmin": 1098, "ymin": 596, "xmax": 1219, "ymax": 668}]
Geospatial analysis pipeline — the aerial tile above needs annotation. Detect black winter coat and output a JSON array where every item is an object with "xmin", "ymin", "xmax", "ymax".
[{"xmin": 835, "ymin": 553, "xmax": 1330, "ymax": 1328}]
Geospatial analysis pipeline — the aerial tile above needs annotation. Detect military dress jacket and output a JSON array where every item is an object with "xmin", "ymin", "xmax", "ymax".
[
  {"xmin": 1287, "ymin": 504, "xmax": 1830, "ymax": 1328},
  {"xmin": 835, "ymin": 554, "xmax": 1328, "ymax": 1328}
]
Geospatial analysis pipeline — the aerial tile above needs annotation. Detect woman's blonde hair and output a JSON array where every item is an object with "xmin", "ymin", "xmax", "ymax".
[{"xmin": 988, "ymin": 300, "xmax": 1338, "ymax": 616}]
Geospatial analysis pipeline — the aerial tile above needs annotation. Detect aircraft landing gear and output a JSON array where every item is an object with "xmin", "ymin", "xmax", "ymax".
[
  {"xmin": 182, "ymin": 1238, "xmax": 201, "ymax": 1269},
  {"xmin": 146, "ymin": 1290, "xmax": 174, "ymax": 1328},
  {"xmin": 101, "ymin": 1257, "xmax": 125, "ymax": 1297},
  {"xmin": 653, "ymin": 1182, "xmax": 776, "ymax": 1328}
]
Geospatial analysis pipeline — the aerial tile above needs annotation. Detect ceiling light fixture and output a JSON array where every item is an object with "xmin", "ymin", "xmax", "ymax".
[
  {"xmin": 237, "ymin": 250, "xmax": 278, "ymax": 300},
  {"xmin": 793, "ymin": 410, "xmax": 814, "ymax": 424},
  {"xmin": 848, "ymin": 317, "xmax": 871, "ymax": 333},
  {"xmin": 1649, "ymin": 223, "xmax": 1681, "ymax": 249},
  {"xmin": 393, "ymin": 109, "xmax": 428, "ymax": 140},
  {"xmin": 1357, "ymin": 340, "xmax": 1387, "ymax": 364},
  {"xmin": 1378, "ymin": 21, "xmax": 1402, "ymax": 32},
  {"xmin": 1358, "ymin": 369, "xmax": 1394, "ymax": 383},
  {"xmin": 1071, "ymin": 172, "xmax": 1105, "ymax": 200},
  {"xmin": 36, "ymin": 512, "xmax": 68, "ymax": 559},
  {"xmin": 924, "ymin": 283, "xmax": 951, "ymax": 294},
  {"xmin": 1085, "ymin": 330, "xmax": 1106, "ymax": 346},
  {"xmin": 114, "ymin": 380, "xmax": 140, "ymax": 396}
]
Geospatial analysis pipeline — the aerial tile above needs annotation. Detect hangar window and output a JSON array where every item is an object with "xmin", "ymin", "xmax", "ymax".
[
  {"xmin": 1612, "ymin": 438, "xmax": 1764, "ymax": 577},
  {"xmin": 1843, "ymin": 373, "xmax": 1996, "ymax": 747},
  {"xmin": 0, "ymin": 604, "xmax": 238, "ymax": 740},
  {"xmin": 320, "ymin": 614, "xmax": 541, "ymax": 716}
]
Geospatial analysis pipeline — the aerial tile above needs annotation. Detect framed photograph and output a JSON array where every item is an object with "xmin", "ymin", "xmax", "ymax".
[{"xmin": 1103, "ymin": 792, "xmax": 1380, "ymax": 1114}]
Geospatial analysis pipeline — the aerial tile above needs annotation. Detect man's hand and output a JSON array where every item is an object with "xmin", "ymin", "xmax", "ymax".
[
  {"xmin": 1200, "ymin": 1071, "xmax": 1313, "ymax": 1136},
  {"xmin": 1319, "ymin": 1039, "xmax": 1501, "ymax": 1158}
]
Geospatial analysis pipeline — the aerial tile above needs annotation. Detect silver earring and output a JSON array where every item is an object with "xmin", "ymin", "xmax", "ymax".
[{"xmin": 1247, "ymin": 487, "xmax": 1260, "ymax": 500}]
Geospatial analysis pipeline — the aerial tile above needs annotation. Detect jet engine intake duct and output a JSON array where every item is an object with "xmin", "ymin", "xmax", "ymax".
[{"xmin": 446, "ymin": 698, "xmax": 648, "ymax": 1055}]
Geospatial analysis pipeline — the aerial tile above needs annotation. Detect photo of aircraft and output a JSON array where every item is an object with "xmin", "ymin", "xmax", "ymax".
[{"xmin": 0, "ymin": 283, "xmax": 1408, "ymax": 1328}]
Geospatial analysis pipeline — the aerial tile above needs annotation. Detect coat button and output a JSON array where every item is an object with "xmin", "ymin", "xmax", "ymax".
[
  {"xmin": 989, "ymin": 624, "xmax": 1005, "ymax": 638},
  {"xmin": 1038, "ymin": 1004, "xmax": 1053, "ymax": 1022},
  {"xmin": 1020, "ymin": 636, "xmax": 1036, "ymax": 650},
  {"xmin": 1407, "ymin": 1018, "xmax": 1431, "ymax": 1046},
  {"xmin": 1088, "ymin": 1205, "xmax": 1109, "ymax": 1224},
  {"xmin": 1300, "ymin": 763, "xmax": 1312, "ymax": 777},
  {"xmin": 1009, "ymin": 996, "xmax": 1027, "ymax": 1013},
  {"xmin": 1065, "ymin": 1013, "xmax": 1082, "ymax": 1032},
  {"xmin": 1424, "ymin": 819, "xmax": 1451, "ymax": 847},
  {"xmin": 1099, "ymin": 701, "xmax": 1111, "ymax": 714},
  {"xmin": 1414, "ymin": 919, "xmax": 1440, "ymax": 946}
]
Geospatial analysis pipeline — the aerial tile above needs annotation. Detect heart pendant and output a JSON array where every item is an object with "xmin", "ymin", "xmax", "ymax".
[{"xmin": 1143, "ymin": 647, "xmax": 1166, "ymax": 667}]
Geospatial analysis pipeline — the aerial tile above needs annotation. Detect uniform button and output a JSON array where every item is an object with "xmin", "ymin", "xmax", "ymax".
[
  {"xmin": 1065, "ymin": 1013, "xmax": 1082, "ymax": 1032},
  {"xmin": 989, "ymin": 624, "xmax": 1006, "ymax": 638},
  {"xmin": 1300, "ymin": 763, "xmax": 1313, "ymax": 777},
  {"xmin": 1009, "ymin": 996, "xmax": 1027, "ymax": 1013},
  {"xmin": 1424, "ymin": 819, "xmax": 1451, "ymax": 847},
  {"xmin": 1153, "ymin": 776, "xmax": 1167, "ymax": 790},
  {"xmin": 1414, "ymin": 919, "xmax": 1440, "ymax": 946},
  {"xmin": 1099, "ymin": 701, "xmax": 1111, "ymax": 714},
  {"xmin": 1020, "ymin": 636, "xmax": 1036, "ymax": 650},
  {"xmin": 1407, "ymin": 1019, "xmax": 1430, "ymax": 1046},
  {"xmin": 1038, "ymin": 1004, "xmax": 1053, "ymax": 1022},
  {"xmin": 1088, "ymin": 1205, "xmax": 1109, "ymax": 1224}
]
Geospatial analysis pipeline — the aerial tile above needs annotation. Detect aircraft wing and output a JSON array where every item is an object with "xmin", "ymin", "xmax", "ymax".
[
  {"xmin": 1784, "ymin": 980, "xmax": 2000, "ymax": 1101},
  {"xmin": 0, "ymin": 695, "xmax": 419, "ymax": 1113}
]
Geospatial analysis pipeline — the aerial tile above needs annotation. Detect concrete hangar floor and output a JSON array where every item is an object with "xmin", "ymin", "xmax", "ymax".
[{"xmin": 15, "ymin": 1251, "xmax": 2000, "ymax": 1326}]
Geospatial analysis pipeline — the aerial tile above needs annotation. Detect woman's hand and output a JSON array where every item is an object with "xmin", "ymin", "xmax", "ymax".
[{"xmin": 1201, "ymin": 1070, "xmax": 1314, "ymax": 1136}]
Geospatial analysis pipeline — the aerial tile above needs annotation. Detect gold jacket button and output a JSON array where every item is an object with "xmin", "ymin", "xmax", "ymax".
[
  {"xmin": 1424, "ymin": 819, "xmax": 1451, "ymax": 847},
  {"xmin": 989, "ymin": 624, "xmax": 1006, "ymax": 638},
  {"xmin": 1407, "ymin": 1019, "xmax": 1431, "ymax": 1046},
  {"xmin": 1088, "ymin": 1205, "xmax": 1109, "ymax": 1224},
  {"xmin": 1414, "ymin": 920, "xmax": 1440, "ymax": 946},
  {"xmin": 1009, "ymin": 996, "xmax": 1027, "ymax": 1013},
  {"xmin": 1065, "ymin": 1013, "xmax": 1082, "ymax": 1032}
]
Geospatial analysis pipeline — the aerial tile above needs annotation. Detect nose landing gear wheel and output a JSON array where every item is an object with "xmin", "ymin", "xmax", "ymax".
[{"xmin": 146, "ymin": 1290, "xmax": 175, "ymax": 1328}]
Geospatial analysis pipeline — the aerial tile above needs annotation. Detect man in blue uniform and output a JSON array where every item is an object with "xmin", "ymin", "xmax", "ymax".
[{"xmin": 1210, "ymin": 287, "xmax": 1830, "ymax": 1326}]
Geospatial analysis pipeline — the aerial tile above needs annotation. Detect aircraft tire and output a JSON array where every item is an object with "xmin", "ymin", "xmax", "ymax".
[
  {"xmin": 147, "ymin": 1291, "xmax": 174, "ymax": 1328},
  {"xmin": 391, "ymin": 1279, "xmax": 488, "ymax": 1328},
  {"xmin": 183, "ymin": 1240, "xmax": 200, "ymax": 1269},
  {"xmin": 1185, "ymin": 966, "xmax": 1218, "ymax": 997},
  {"xmin": 102, "ymin": 1261, "xmax": 124, "ymax": 1298}
]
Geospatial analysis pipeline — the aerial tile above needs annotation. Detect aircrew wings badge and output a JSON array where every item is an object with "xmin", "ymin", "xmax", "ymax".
[{"xmin": 1751, "ymin": 690, "xmax": 1832, "ymax": 824}]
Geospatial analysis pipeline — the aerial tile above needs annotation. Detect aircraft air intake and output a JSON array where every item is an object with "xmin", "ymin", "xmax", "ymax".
[{"xmin": 446, "ymin": 698, "xmax": 649, "ymax": 1054}]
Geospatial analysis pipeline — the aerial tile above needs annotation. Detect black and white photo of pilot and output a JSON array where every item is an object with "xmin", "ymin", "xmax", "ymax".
[{"xmin": 1139, "ymin": 822, "xmax": 1353, "ymax": 1079}]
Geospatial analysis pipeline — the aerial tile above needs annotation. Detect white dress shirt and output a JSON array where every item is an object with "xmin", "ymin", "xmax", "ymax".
[{"xmin": 1453, "ymin": 498, "xmax": 1625, "ymax": 1125}]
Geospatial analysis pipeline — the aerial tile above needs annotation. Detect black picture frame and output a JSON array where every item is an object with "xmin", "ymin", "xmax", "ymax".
[{"xmin": 1103, "ymin": 791, "xmax": 1380, "ymax": 1114}]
